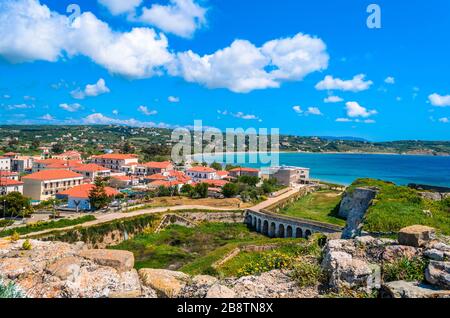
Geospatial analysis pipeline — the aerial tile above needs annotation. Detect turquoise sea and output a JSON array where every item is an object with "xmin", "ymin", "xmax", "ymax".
[{"xmin": 196, "ymin": 153, "xmax": 450, "ymax": 187}]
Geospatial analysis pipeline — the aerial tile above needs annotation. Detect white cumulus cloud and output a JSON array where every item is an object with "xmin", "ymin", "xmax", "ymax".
[
  {"xmin": 138, "ymin": 105, "xmax": 158, "ymax": 116},
  {"xmin": 324, "ymin": 95, "xmax": 343, "ymax": 103},
  {"xmin": 98, "ymin": 0, "xmax": 142, "ymax": 15},
  {"xmin": 345, "ymin": 101, "xmax": 377, "ymax": 118},
  {"xmin": 439, "ymin": 117, "xmax": 449, "ymax": 123},
  {"xmin": 315, "ymin": 74, "xmax": 373, "ymax": 92},
  {"xmin": 40, "ymin": 113, "xmax": 54, "ymax": 121},
  {"xmin": 428, "ymin": 93, "xmax": 450, "ymax": 107},
  {"xmin": 171, "ymin": 33, "xmax": 329, "ymax": 93},
  {"xmin": 138, "ymin": 0, "xmax": 207, "ymax": 38},
  {"xmin": 82, "ymin": 112, "xmax": 169, "ymax": 128},
  {"xmin": 71, "ymin": 78, "xmax": 110, "ymax": 99},
  {"xmin": 168, "ymin": 96, "xmax": 180, "ymax": 103},
  {"xmin": 384, "ymin": 76, "xmax": 395, "ymax": 84},
  {"xmin": 59, "ymin": 103, "xmax": 83, "ymax": 112},
  {"xmin": 0, "ymin": 0, "xmax": 174, "ymax": 79}
]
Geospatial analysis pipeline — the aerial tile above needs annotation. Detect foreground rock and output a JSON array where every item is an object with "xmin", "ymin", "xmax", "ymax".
[
  {"xmin": 0, "ymin": 240, "xmax": 154, "ymax": 298},
  {"xmin": 398, "ymin": 225, "xmax": 436, "ymax": 247},
  {"xmin": 79, "ymin": 249, "xmax": 134, "ymax": 273},
  {"xmin": 139, "ymin": 269, "xmax": 189, "ymax": 298},
  {"xmin": 425, "ymin": 261, "xmax": 450, "ymax": 289},
  {"xmin": 381, "ymin": 281, "xmax": 450, "ymax": 298}
]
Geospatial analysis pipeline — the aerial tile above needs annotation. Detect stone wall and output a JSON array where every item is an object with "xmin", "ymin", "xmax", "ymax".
[{"xmin": 340, "ymin": 187, "xmax": 378, "ymax": 239}]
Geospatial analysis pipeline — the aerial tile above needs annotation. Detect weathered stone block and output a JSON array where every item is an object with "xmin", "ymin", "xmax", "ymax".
[
  {"xmin": 79, "ymin": 249, "xmax": 134, "ymax": 272},
  {"xmin": 381, "ymin": 280, "xmax": 450, "ymax": 298},
  {"xmin": 138, "ymin": 269, "xmax": 189, "ymax": 298},
  {"xmin": 398, "ymin": 225, "xmax": 436, "ymax": 247},
  {"xmin": 46, "ymin": 256, "xmax": 82, "ymax": 281},
  {"xmin": 425, "ymin": 261, "xmax": 450, "ymax": 289},
  {"xmin": 206, "ymin": 284, "xmax": 236, "ymax": 298}
]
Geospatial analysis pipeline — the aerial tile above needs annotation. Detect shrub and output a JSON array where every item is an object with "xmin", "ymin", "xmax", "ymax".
[
  {"xmin": 291, "ymin": 261, "xmax": 325, "ymax": 287},
  {"xmin": 222, "ymin": 183, "xmax": 239, "ymax": 198},
  {"xmin": 237, "ymin": 250, "xmax": 296, "ymax": 276},
  {"xmin": 0, "ymin": 279, "xmax": 24, "ymax": 298},
  {"xmin": 10, "ymin": 231, "xmax": 20, "ymax": 241},
  {"xmin": 21, "ymin": 239, "xmax": 32, "ymax": 250},
  {"xmin": 382, "ymin": 257, "xmax": 428, "ymax": 282},
  {"xmin": 0, "ymin": 219, "xmax": 14, "ymax": 227}
]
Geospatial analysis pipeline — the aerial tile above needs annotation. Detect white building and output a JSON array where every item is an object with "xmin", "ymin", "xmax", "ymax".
[
  {"xmin": 0, "ymin": 178, "xmax": 24, "ymax": 195},
  {"xmin": 186, "ymin": 166, "xmax": 217, "ymax": 182},
  {"xmin": 91, "ymin": 154, "xmax": 139, "ymax": 172},
  {"xmin": 72, "ymin": 164, "xmax": 111, "ymax": 182},
  {"xmin": 59, "ymin": 184, "xmax": 119, "ymax": 211},
  {"xmin": 269, "ymin": 166, "xmax": 310, "ymax": 186},
  {"xmin": 0, "ymin": 156, "xmax": 11, "ymax": 171}
]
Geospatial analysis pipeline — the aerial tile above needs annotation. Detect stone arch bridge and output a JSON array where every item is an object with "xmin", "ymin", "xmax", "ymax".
[{"xmin": 245, "ymin": 209, "xmax": 342, "ymax": 239}]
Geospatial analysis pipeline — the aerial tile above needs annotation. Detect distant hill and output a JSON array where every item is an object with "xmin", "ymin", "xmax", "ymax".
[
  {"xmin": 0, "ymin": 125, "xmax": 449, "ymax": 157},
  {"xmin": 316, "ymin": 136, "xmax": 369, "ymax": 142}
]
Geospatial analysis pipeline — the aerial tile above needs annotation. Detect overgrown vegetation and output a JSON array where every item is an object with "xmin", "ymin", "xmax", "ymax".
[
  {"xmin": 38, "ymin": 214, "xmax": 160, "ymax": 247},
  {"xmin": 278, "ymin": 190, "xmax": 346, "ymax": 226},
  {"xmin": 0, "ymin": 215, "xmax": 96, "ymax": 238},
  {"xmin": 382, "ymin": 257, "xmax": 428, "ymax": 282},
  {"xmin": 112, "ymin": 223, "xmax": 265, "ymax": 271},
  {"xmin": 350, "ymin": 178, "xmax": 450, "ymax": 235},
  {"xmin": 0, "ymin": 279, "xmax": 24, "ymax": 298}
]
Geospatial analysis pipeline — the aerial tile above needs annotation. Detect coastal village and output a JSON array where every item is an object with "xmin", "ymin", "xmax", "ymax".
[
  {"xmin": 0, "ymin": 143, "xmax": 449, "ymax": 299},
  {"xmin": 0, "ymin": 148, "xmax": 311, "ymax": 214}
]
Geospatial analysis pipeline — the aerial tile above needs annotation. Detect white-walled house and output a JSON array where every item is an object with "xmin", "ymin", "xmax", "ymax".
[
  {"xmin": 0, "ymin": 156, "xmax": 11, "ymax": 171},
  {"xmin": 186, "ymin": 167, "xmax": 217, "ymax": 182},
  {"xmin": 59, "ymin": 184, "xmax": 119, "ymax": 211},
  {"xmin": 91, "ymin": 154, "xmax": 138, "ymax": 172},
  {"xmin": 0, "ymin": 178, "xmax": 24, "ymax": 195}
]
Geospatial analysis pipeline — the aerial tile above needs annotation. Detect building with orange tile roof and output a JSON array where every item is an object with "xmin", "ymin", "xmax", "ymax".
[
  {"xmin": 53, "ymin": 150, "xmax": 82, "ymax": 161},
  {"xmin": 186, "ymin": 166, "xmax": 217, "ymax": 182},
  {"xmin": 72, "ymin": 164, "xmax": 111, "ymax": 182},
  {"xmin": 32, "ymin": 158, "xmax": 82, "ymax": 172},
  {"xmin": 109, "ymin": 175, "xmax": 139, "ymax": 188},
  {"xmin": 91, "ymin": 154, "xmax": 139, "ymax": 172},
  {"xmin": 59, "ymin": 184, "xmax": 119, "ymax": 211},
  {"xmin": 0, "ymin": 178, "xmax": 24, "ymax": 195},
  {"xmin": 229, "ymin": 167, "xmax": 261, "ymax": 178},
  {"xmin": 135, "ymin": 161, "xmax": 173, "ymax": 176},
  {"xmin": 22, "ymin": 170, "xmax": 83, "ymax": 201}
]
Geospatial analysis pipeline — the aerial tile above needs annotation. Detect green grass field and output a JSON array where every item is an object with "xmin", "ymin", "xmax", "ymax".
[
  {"xmin": 111, "ymin": 223, "xmax": 269, "ymax": 271},
  {"xmin": 350, "ymin": 178, "xmax": 450, "ymax": 235},
  {"xmin": 278, "ymin": 190, "xmax": 346, "ymax": 226}
]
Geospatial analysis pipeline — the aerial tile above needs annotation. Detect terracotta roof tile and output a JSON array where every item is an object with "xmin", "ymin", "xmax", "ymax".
[
  {"xmin": 22, "ymin": 170, "xmax": 83, "ymax": 181},
  {"xmin": 59, "ymin": 184, "xmax": 119, "ymax": 199}
]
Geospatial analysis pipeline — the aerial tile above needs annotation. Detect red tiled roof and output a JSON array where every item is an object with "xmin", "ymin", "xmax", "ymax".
[
  {"xmin": 145, "ymin": 173, "xmax": 167, "ymax": 180},
  {"xmin": 3, "ymin": 152, "xmax": 18, "ymax": 156},
  {"xmin": 216, "ymin": 171, "xmax": 229, "ymax": 176},
  {"xmin": 0, "ymin": 178, "xmax": 23, "ymax": 186},
  {"xmin": 22, "ymin": 170, "xmax": 83, "ymax": 181},
  {"xmin": 140, "ymin": 161, "xmax": 172, "ymax": 169},
  {"xmin": 92, "ymin": 154, "xmax": 138, "ymax": 160},
  {"xmin": 187, "ymin": 166, "xmax": 217, "ymax": 173},
  {"xmin": 0, "ymin": 171, "xmax": 18, "ymax": 177},
  {"xmin": 150, "ymin": 180, "xmax": 183, "ymax": 187},
  {"xmin": 200, "ymin": 179, "xmax": 229, "ymax": 187},
  {"xmin": 59, "ymin": 184, "xmax": 119, "ymax": 199},
  {"xmin": 111, "ymin": 175, "xmax": 133, "ymax": 181},
  {"xmin": 73, "ymin": 164, "xmax": 110, "ymax": 172}
]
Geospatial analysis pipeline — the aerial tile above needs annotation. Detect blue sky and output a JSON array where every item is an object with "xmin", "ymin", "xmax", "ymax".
[{"xmin": 0, "ymin": 0, "xmax": 449, "ymax": 141}]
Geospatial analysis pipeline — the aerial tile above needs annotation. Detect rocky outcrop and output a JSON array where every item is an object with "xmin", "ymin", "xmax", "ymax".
[
  {"xmin": 339, "ymin": 187, "xmax": 378, "ymax": 239},
  {"xmin": 0, "ymin": 240, "xmax": 155, "ymax": 298},
  {"xmin": 425, "ymin": 261, "xmax": 450, "ymax": 289},
  {"xmin": 78, "ymin": 249, "xmax": 134, "ymax": 273},
  {"xmin": 321, "ymin": 239, "xmax": 381, "ymax": 292},
  {"xmin": 380, "ymin": 281, "xmax": 450, "ymax": 298},
  {"xmin": 139, "ymin": 269, "xmax": 190, "ymax": 298},
  {"xmin": 398, "ymin": 225, "xmax": 436, "ymax": 247}
]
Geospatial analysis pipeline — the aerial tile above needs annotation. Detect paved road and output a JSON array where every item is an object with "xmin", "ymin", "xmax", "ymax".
[{"xmin": 251, "ymin": 187, "xmax": 302, "ymax": 211}]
